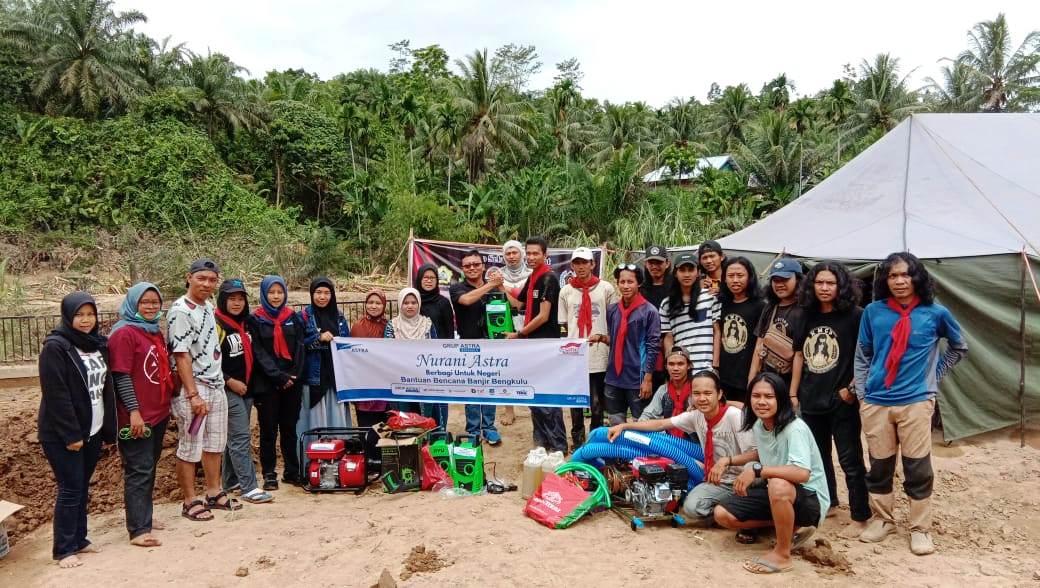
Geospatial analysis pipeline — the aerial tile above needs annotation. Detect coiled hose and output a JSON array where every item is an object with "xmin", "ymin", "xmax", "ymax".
[{"xmin": 578, "ymin": 427, "xmax": 706, "ymax": 488}]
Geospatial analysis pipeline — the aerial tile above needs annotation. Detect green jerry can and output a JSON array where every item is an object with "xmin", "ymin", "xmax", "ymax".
[
  {"xmin": 427, "ymin": 430, "xmax": 454, "ymax": 475},
  {"xmin": 450, "ymin": 434, "xmax": 485, "ymax": 492},
  {"xmin": 485, "ymin": 292, "xmax": 514, "ymax": 339}
]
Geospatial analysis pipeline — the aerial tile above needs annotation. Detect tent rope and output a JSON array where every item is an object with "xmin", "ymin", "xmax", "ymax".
[
  {"xmin": 917, "ymin": 121, "xmax": 1040, "ymax": 258},
  {"xmin": 1023, "ymin": 249, "xmax": 1040, "ymax": 306}
]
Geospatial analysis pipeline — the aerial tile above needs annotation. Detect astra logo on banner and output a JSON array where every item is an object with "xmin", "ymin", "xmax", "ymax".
[{"xmin": 336, "ymin": 342, "xmax": 368, "ymax": 353}]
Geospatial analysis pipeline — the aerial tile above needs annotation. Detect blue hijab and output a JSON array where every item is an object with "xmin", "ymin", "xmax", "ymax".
[
  {"xmin": 257, "ymin": 275, "xmax": 288, "ymax": 319},
  {"xmin": 110, "ymin": 282, "xmax": 163, "ymax": 334}
]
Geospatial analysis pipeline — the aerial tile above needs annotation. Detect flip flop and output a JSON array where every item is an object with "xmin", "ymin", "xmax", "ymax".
[
  {"xmin": 792, "ymin": 526, "xmax": 817, "ymax": 551},
  {"xmin": 743, "ymin": 557, "xmax": 792, "ymax": 574},
  {"xmin": 736, "ymin": 529, "xmax": 758, "ymax": 544}
]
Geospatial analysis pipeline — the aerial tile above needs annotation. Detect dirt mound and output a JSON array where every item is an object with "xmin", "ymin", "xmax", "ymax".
[
  {"xmin": 0, "ymin": 402, "xmax": 180, "ymax": 545},
  {"xmin": 799, "ymin": 537, "xmax": 853, "ymax": 575},
  {"xmin": 400, "ymin": 544, "xmax": 451, "ymax": 580}
]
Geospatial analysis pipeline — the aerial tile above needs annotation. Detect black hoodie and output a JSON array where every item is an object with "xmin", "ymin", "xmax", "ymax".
[{"xmin": 37, "ymin": 292, "xmax": 117, "ymax": 445}]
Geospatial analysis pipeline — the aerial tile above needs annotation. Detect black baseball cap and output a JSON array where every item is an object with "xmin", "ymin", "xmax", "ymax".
[
  {"xmin": 674, "ymin": 252, "xmax": 698, "ymax": 268},
  {"xmin": 697, "ymin": 240, "xmax": 724, "ymax": 258},
  {"xmin": 768, "ymin": 257, "xmax": 803, "ymax": 278},
  {"xmin": 188, "ymin": 258, "xmax": 220, "ymax": 275},
  {"xmin": 644, "ymin": 245, "xmax": 668, "ymax": 262},
  {"xmin": 219, "ymin": 278, "xmax": 247, "ymax": 295}
]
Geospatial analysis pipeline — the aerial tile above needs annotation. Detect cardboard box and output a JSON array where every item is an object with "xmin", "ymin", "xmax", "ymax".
[
  {"xmin": 376, "ymin": 430, "xmax": 427, "ymax": 493},
  {"xmin": 0, "ymin": 500, "xmax": 24, "ymax": 559}
]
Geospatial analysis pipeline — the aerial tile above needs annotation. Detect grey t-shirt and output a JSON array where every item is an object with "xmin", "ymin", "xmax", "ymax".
[{"xmin": 671, "ymin": 405, "xmax": 755, "ymax": 485}]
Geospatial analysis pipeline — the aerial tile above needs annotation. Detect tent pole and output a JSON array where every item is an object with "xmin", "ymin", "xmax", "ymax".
[{"xmin": 1020, "ymin": 250, "xmax": 1027, "ymax": 449}]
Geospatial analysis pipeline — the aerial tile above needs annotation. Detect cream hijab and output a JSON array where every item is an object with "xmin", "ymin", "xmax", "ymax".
[{"xmin": 390, "ymin": 288, "xmax": 432, "ymax": 339}]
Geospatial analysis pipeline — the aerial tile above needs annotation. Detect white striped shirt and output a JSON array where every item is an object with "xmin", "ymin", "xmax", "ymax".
[{"xmin": 659, "ymin": 290, "xmax": 721, "ymax": 371}]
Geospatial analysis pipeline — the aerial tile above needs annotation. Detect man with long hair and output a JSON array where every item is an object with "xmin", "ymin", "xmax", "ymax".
[
  {"xmin": 790, "ymin": 261, "xmax": 870, "ymax": 538},
  {"xmin": 854, "ymin": 252, "xmax": 967, "ymax": 556}
]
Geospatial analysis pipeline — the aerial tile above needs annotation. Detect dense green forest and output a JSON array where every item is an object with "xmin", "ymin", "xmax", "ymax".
[{"xmin": 1, "ymin": 0, "xmax": 1038, "ymax": 287}]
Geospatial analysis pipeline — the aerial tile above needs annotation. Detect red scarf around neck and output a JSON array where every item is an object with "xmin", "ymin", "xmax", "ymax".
[
  {"xmin": 524, "ymin": 263, "xmax": 551, "ymax": 320},
  {"xmin": 702, "ymin": 403, "xmax": 729, "ymax": 473},
  {"xmin": 883, "ymin": 295, "xmax": 920, "ymax": 389},
  {"xmin": 253, "ymin": 306, "xmax": 294, "ymax": 361},
  {"xmin": 613, "ymin": 294, "xmax": 647, "ymax": 376},
  {"xmin": 667, "ymin": 378, "xmax": 691, "ymax": 438},
  {"xmin": 216, "ymin": 309, "xmax": 254, "ymax": 382},
  {"xmin": 569, "ymin": 275, "xmax": 601, "ymax": 337}
]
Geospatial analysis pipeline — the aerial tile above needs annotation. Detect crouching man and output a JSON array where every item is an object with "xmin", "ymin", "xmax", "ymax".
[
  {"xmin": 607, "ymin": 367, "xmax": 755, "ymax": 527},
  {"xmin": 713, "ymin": 372, "xmax": 831, "ymax": 575}
]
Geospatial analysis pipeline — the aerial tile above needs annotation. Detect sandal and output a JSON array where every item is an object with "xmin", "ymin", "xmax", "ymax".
[
  {"xmin": 181, "ymin": 499, "xmax": 213, "ymax": 521},
  {"xmin": 736, "ymin": 529, "xmax": 758, "ymax": 544},
  {"xmin": 743, "ymin": 557, "xmax": 792, "ymax": 574},
  {"xmin": 206, "ymin": 491, "xmax": 242, "ymax": 511}
]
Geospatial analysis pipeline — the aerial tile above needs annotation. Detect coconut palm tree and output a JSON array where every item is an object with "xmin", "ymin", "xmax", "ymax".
[
  {"xmin": 178, "ymin": 50, "xmax": 261, "ymax": 141},
  {"xmin": 2, "ymin": 0, "xmax": 144, "ymax": 117},
  {"xmin": 736, "ymin": 110, "xmax": 815, "ymax": 206},
  {"xmin": 846, "ymin": 54, "xmax": 925, "ymax": 137},
  {"xmin": 761, "ymin": 73, "xmax": 794, "ymax": 110},
  {"xmin": 586, "ymin": 102, "xmax": 655, "ymax": 164},
  {"xmin": 545, "ymin": 78, "xmax": 584, "ymax": 160},
  {"xmin": 954, "ymin": 13, "xmax": 1040, "ymax": 112},
  {"xmin": 714, "ymin": 84, "xmax": 755, "ymax": 147},
  {"xmin": 925, "ymin": 61, "xmax": 983, "ymax": 112},
  {"xmin": 450, "ymin": 49, "xmax": 532, "ymax": 183}
]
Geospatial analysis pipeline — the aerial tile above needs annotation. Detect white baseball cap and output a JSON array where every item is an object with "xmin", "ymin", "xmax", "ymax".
[{"xmin": 570, "ymin": 247, "xmax": 594, "ymax": 261}]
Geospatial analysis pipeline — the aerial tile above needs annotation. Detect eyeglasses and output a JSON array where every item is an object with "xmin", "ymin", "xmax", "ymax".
[
  {"xmin": 461, "ymin": 262, "xmax": 483, "ymax": 269},
  {"xmin": 616, "ymin": 263, "xmax": 638, "ymax": 271}
]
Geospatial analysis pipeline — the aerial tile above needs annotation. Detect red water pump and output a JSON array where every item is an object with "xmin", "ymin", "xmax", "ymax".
[{"xmin": 306, "ymin": 436, "xmax": 367, "ymax": 492}]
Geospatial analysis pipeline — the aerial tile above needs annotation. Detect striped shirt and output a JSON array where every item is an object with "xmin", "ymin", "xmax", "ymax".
[{"xmin": 659, "ymin": 290, "xmax": 721, "ymax": 371}]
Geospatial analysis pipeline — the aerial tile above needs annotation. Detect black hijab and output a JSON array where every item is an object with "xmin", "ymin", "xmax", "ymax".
[
  {"xmin": 414, "ymin": 264, "xmax": 442, "ymax": 306},
  {"xmin": 413, "ymin": 263, "xmax": 454, "ymax": 339},
  {"xmin": 52, "ymin": 291, "xmax": 106, "ymax": 352},
  {"xmin": 309, "ymin": 277, "xmax": 340, "ymax": 335}
]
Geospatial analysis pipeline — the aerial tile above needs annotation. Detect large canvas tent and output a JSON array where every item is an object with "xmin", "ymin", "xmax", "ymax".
[{"xmin": 706, "ymin": 113, "xmax": 1039, "ymax": 441}]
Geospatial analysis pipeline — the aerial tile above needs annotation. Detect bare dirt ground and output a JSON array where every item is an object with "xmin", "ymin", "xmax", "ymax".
[{"xmin": 1, "ymin": 385, "xmax": 1039, "ymax": 587}]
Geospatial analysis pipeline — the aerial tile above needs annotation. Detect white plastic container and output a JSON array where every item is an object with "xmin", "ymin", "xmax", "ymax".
[
  {"xmin": 520, "ymin": 447, "xmax": 547, "ymax": 499},
  {"xmin": 540, "ymin": 451, "xmax": 566, "ymax": 482}
]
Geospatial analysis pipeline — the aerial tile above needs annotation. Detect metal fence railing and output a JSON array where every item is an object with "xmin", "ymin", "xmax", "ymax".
[{"xmin": 0, "ymin": 300, "xmax": 395, "ymax": 364}]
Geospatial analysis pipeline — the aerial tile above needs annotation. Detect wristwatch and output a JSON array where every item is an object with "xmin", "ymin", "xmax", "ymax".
[{"xmin": 752, "ymin": 463, "xmax": 763, "ymax": 479}]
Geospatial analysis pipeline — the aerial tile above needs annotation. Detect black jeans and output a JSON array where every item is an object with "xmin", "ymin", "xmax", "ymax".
[
  {"xmin": 530, "ymin": 407, "xmax": 568, "ymax": 453},
  {"xmin": 41, "ymin": 434, "xmax": 103, "ymax": 560},
  {"xmin": 254, "ymin": 386, "xmax": 303, "ymax": 481},
  {"xmin": 801, "ymin": 399, "xmax": 871, "ymax": 522},
  {"xmin": 118, "ymin": 418, "xmax": 168, "ymax": 539},
  {"xmin": 572, "ymin": 371, "xmax": 607, "ymax": 445}
]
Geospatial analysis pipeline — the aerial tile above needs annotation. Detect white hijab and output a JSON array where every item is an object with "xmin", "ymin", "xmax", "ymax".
[
  {"xmin": 500, "ymin": 239, "xmax": 532, "ymax": 286},
  {"xmin": 390, "ymin": 288, "xmax": 432, "ymax": 340}
]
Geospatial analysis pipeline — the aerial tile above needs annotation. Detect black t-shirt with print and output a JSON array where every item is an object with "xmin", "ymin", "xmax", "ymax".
[
  {"xmin": 792, "ymin": 306, "xmax": 863, "ymax": 415},
  {"xmin": 640, "ymin": 277, "xmax": 671, "ymax": 309},
  {"xmin": 449, "ymin": 281, "xmax": 489, "ymax": 339},
  {"xmin": 717, "ymin": 298, "xmax": 767, "ymax": 391},
  {"xmin": 519, "ymin": 272, "xmax": 561, "ymax": 339}
]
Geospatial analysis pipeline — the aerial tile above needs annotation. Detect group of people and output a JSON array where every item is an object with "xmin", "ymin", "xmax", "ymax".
[{"xmin": 36, "ymin": 237, "xmax": 967, "ymax": 574}]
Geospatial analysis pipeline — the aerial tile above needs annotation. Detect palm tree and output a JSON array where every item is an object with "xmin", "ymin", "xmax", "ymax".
[
  {"xmin": 846, "ymin": 54, "xmax": 925, "ymax": 137},
  {"xmin": 820, "ymin": 80, "xmax": 856, "ymax": 160},
  {"xmin": 2, "ymin": 0, "xmax": 144, "ymax": 117},
  {"xmin": 586, "ymin": 102, "xmax": 654, "ymax": 164},
  {"xmin": 662, "ymin": 97, "xmax": 704, "ymax": 147},
  {"xmin": 545, "ymin": 78, "xmax": 583, "ymax": 160},
  {"xmin": 428, "ymin": 101, "xmax": 465, "ymax": 197},
  {"xmin": 262, "ymin": 71, "xmax": 314, "ymax": 103},
  {"xmin": 761, "ymin": 73, "xmax": 794, "ymax": 110},
  {"xmin": 130, "ymin": 33, "xmax": 184, "ymax": 92},
  {"xmin": 714, "ymin": 84, "xmax": 755, "ymax": 147},
  {"xmin": 954, "ymin": 13, "xmax": 1040, "ymax": 112},
  {"xmin": 736, "ymin": 110, "xmax": 815, "ymax": 206},
  {"xmin": 450, "ymin": 49, "xmax": 532, "ymax": 183},
  {"xmin": 925, "ymin": 61, "xmax": 983, "ymax": 112},
  {"xmin": 178, "ymin": 50, "xmax": 261, "ymax": 141}
]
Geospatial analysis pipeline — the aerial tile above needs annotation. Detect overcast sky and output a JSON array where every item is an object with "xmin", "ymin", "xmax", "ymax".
[{"xmin": 113, "ymin": 0, "xmax": 1040, "ymax": 106}]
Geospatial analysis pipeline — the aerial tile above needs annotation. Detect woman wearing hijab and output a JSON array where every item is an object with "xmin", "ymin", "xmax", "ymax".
[
  {"xmin": 498, "ymin": 239, "xmax": 531, "ymax": 426},
  {"xmin": 38, "ymin": 292, "xmax": 116, "ymax": 568},
  {"xmin": 214, "ymin": 279, "xmax": 273, "ymax": 504},
  {"xmin": 350, "ymin": 290, "xmax": 391, "ymax": 427},
  {"xmin": 299, "ymin": 277, "xmax": 352, "ymax": 437},
  {"xmin": 249, "ymin": 275, "xmax": 306, "ymax": 490},
  {"xmin": 109, "ymin": 283, "xmax": 175, "ymax": 548},
  {"xmin": 413, "ymin": 266, "xmax": 452, "ymax": 427},
  {"xmin": 384, "ymin": 288, "xmax": 443, "ymax": 422}
]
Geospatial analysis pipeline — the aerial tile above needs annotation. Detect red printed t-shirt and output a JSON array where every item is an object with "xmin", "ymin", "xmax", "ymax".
[{"xmin": 109, "ymin": 326, "xmax": 172, "ymax": 427}]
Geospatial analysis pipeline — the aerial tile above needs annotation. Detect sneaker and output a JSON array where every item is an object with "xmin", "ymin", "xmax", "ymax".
[
  {"xmin": 910, "ymin": 531, "xmax": 935, "ymax": 555},
  {"xmin": 859, "ymin": 520, "xmax": 896, "ymax": 543},
  {"xmin": 262, "ymin": 476, "xmax": 279, "ymax": 491},
  {"xmin": 483, "ymin": 430, "xmax": 502, "ymax": 446}
]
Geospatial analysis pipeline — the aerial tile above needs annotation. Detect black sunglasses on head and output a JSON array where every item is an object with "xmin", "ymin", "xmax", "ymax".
[{"xmin": 616, "ymin": 263, "xmax": 638, "ymax": 271}]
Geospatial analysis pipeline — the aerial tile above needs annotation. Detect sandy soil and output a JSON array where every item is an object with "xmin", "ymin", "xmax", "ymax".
[{"xmin": 1, "ymin": 386, "xmax": 1039, "ymax": 587}]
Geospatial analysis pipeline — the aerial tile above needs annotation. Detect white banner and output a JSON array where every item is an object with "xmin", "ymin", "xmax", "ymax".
[{"xmin": 332, "ymin": 338, "xmax": 590, "ymax": 408}]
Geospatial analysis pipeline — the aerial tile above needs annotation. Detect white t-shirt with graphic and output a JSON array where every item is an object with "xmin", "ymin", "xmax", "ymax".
[
  {"xmin": 167, "ymin": 296, "xmax": 223, "ymax": 387},
  {"xmin": 558, "ymin": 281, "xmax": 618, "ymax": 373},
  {"xmin": 78, "ymin": 349, "xmax": 107, "ymax": 436},
  {"xmin": 671, "ymin": 405, "xmax": 755, "ymax": 486}
]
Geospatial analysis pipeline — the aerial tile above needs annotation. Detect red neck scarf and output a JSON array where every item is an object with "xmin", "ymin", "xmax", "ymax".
[
  {"xmin": 613, "ymin": 294, "xmax": 647, "ymax": 376},
  {"xmin": 253, "ymin": 306, "xmax": 295, "ymax": 361},
  {"xmin": 524, "ymin": 263, "xmax": 551, "ymax": 319},
  {"xmin": 883, "ymin": 296, "xmax": 920, "ymax": 388},
  {"xmin": 569, "ymin": 275, "xmax": 601, "ymax": 337},
  {"xmin": 216, "ymin": 309, "xmax": 254, "ymax": 382},
  {"xmin": 144, "ymin": 329, "xmax": 174, "ymax": 396},
  {"xmin": 667, "ymin": 379, "xmax": 692, "ymax": 438},
  {"xmin": 702, "ymin": 403, "xmax": 729, "ymax": 473}
]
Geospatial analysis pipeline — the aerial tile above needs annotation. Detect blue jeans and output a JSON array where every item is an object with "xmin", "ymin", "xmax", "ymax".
[
  {"xmin": 464, "ymin": 404, "xmax": 500, "ymax": 442},
  {"xmin": 222, "ymin": 390, "xmax": 259, "ymax": 493},
  {"xmin": 604, "ymin": 384, "xmax": 647, "ymax": 425},
  {"xmin": 42, "ymin": 435, "xmax": 102, "ymax": 560}
]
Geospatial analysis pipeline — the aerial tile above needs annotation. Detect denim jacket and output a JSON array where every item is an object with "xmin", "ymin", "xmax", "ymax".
[{"xmin": 302, "ymin": 306, "xmax": 350, "ymax": 387}]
